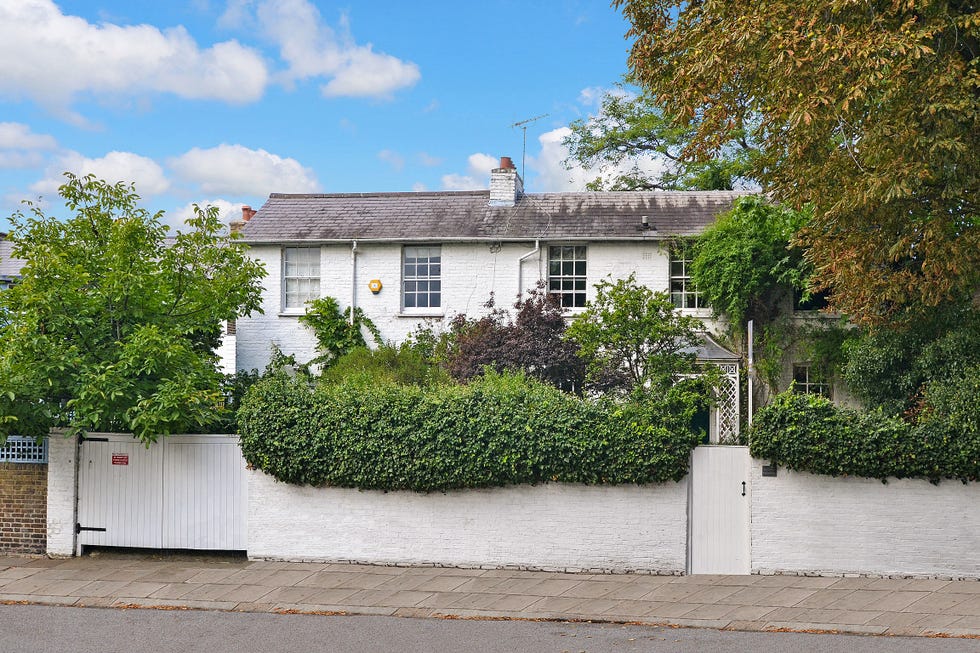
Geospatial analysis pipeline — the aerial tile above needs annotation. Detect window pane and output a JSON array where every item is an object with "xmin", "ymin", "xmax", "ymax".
[{"xmin": 430, "ymin": 292, "xmax": 440, "ymax": 307}]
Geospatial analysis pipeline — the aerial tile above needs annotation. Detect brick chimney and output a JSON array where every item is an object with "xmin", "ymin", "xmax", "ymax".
[
  {"xmin": 229, "ymin": 205, "xmax": 257, "ymax": 234},
  {"xmin": 489, "ymin": 156, "xmax": 524, "ymax": 207}
]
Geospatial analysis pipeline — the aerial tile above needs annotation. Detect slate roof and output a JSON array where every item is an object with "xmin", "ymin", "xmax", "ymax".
[
  {"xmin": 241, "ymin": 190, "xmax": 751, "ymax": 244},
  {"xmin": 0, "ymin": 237, "xmax": 22, "ymax": 280}
]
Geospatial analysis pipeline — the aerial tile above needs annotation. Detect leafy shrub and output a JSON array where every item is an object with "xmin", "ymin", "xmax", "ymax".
[
  {"xmin": 319, "ymin": 344, "xmax": 451, "ymax": 389},
  {"xmin": 444, "ymin": 286, "xmax": 585, "ymax": 391},
  {"xmin": 842, "ymin": 304, "xmax": 980, "ymax": 419},
  {"xmin": 750, "ymin": 391, "xmax": 979, "ymax": 483},
  {"xmin": 238, "ymin": 370, "xmax": 704, "ymax": 491}
]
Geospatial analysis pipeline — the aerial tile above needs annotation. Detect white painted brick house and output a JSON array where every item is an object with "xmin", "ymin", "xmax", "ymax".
[{"xmin": 236, "ymin": 157, "xmax": 749, "ymax": 440}]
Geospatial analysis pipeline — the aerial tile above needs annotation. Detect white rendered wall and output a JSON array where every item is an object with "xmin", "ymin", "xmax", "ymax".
[
  {"xmin": 237, "ymin": 240, "xmax": 707, "ymax": 372},
  {"xmin": 247, "ymin": 470, "xmax": 689, "ymax": 573},
  {"xmin": 751, "ymin": 460, "xmax": 980, "ymax": 578},
  {"xmin": 46, "ymin": 432, "xmax": 77, "ymax": 557}
]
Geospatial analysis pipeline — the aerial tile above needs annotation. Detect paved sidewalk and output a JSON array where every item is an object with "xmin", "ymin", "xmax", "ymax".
[{"xmin": 2, "ymin": 552, "xmax": 979, "ymax": 638}]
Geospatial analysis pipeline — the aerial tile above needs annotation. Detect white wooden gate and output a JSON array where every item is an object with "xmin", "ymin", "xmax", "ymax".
[
  {"xmin": 689, "ymin": 446, "xmax": 751, "ymax": 574},
  {"xmin": 76, "ymin": 434, "xmax": 246, "ymax": 553}
]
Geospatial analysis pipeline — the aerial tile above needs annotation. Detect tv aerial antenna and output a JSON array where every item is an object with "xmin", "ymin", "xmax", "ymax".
[{"xmin": 511, "ymin": 114, "xmax": 549, "ymax": 179}]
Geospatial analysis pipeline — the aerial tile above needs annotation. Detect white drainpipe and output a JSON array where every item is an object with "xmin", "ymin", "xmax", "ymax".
[
  {"xmin": 517, "ymin": 239, "xmax": 540, "ymax": 297},
  {"xmin": 350, "ymin": 240, "xmax": 358, "ymax": 325}
]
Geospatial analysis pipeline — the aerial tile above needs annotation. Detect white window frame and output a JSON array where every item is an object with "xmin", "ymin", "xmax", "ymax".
[
  {"xmin": 548, "ymin": 245, "xmax": 588, "ymax": 309},
  {"xmin": 792, "ymin": 364, "xmax": 832, "ymax": 398},
  {"xmin": 402, "ymin": 245, "xmax": 442, "ymax": 314},
  {"xmin": 282, "ymin": 247, "xmax": 320, "ymax": 312},
  {"xmin": 669, "ymin": 243, "xmax": 707, "ymax": 310}
]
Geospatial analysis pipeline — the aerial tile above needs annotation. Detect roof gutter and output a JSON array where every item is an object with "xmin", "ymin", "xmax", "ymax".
[{"xmin": 244, "ymin": 235, "xmax": 670, "ymax": 246}]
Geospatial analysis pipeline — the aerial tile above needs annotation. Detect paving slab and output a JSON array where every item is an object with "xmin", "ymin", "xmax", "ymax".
[{"xmin": 1, "ymin": 553, "xmax": 978, "ymax": 638}]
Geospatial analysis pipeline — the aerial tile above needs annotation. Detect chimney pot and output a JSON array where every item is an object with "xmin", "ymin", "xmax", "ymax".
[
  {"xmin": 242, "ymin": 205, "xmax": 256, "ymax": 222},
  {"xmin": 499, "ymin": 156, "xmax": 515, "ymax": 170}
]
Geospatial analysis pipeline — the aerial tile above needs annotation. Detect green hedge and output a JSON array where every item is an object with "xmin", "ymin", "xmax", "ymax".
[
  {"xmin": 238, "ymin": 371, "xmax": 703, "ymax": 491},
  {"xmin": 749, "ymin": 392, "xmax": 979, "ymax": 483}
]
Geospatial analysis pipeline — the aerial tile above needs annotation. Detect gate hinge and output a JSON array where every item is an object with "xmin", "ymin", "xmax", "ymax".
[{"xmin": 75, "ymin": 524, "xmax": 107, "ymax": 534}]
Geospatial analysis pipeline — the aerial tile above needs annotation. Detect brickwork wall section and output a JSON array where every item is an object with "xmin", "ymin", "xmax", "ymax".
[
  {"xmin": 247, "ymin": 470, "xmax": 690, "ymax": 573},
  {"xmin": 0, "ymin": 462, "xmax": 47, "ymax": 554},
  {"xmin": 751, "ymin": 460, "xmax": 980, "ymax": 579},
  {"xmin": 235, "ymin": 241, "xmax": 713, "ymax": 373}
]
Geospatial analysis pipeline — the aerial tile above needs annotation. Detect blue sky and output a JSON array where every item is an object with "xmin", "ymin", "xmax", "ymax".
[{"xmin": 0, "ymin": 0, "xmax": 642, "ymax": 231}]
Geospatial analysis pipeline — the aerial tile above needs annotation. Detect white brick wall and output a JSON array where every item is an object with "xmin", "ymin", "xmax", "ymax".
[
  {"xmin": 236, "ymin": 240, "xmax": 705, "ymax": 372},
  {"xmin": 247, "ymin": 470, "xmax": 690, "ymax": 572},
  {"xmin": 46, "ymin": 431, "xmax": 77, "ymax": 557},
  {"xmin": 751, "ymin": 461, "xmax": 980, "ymax": 578}
]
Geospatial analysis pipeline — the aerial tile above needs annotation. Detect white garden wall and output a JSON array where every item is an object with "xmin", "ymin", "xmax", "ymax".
[
  {"xmin": 46, "ymin": 431, "xmax": 78, "ymax": 557},
  {"xmin": 751, "ymin": 460, "xmax": 980, "ymax": 578},
  {"xmin": 247, "ymin": 470, "xmax": 690, "ymax": 573}
]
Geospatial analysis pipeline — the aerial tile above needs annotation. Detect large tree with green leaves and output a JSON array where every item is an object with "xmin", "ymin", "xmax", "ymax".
[
  {"xmin": 616, "ymin": 0, "xmax": 979, "ymax": 324},
  {"xmin": 563, "ymin": 87, "xmax": 756, "ymax": 191},
  {"xmin": 0, "ymin": 174, "xmax": 266, "ymax": 444}
]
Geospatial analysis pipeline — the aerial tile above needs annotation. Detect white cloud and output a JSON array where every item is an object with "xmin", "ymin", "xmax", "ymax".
[
  {"xmin": 0, "ymin": 0, "xmax": 268, "ymax": 117},
  {"xmin": 30, "ymin": 150, "xmax": 170, "ymax": 197},
  {"xmin": 440, "ymin": 174, "xmax": 481, "ymax": 191},
  {"xmin": 255, "ymin": 0, "xmax": 420, "ymax": 98},
  {"xmin": 378, "ymin": 149, "xmax": 404, "ymax": 171},
  {"xmin": 0, "ymin": 123, "xmax": 58, "ymax": 151},
  {"xmin": 578, "ymin": 85, "xmax": 633, "ymax": 107},
  {"xmin": 169, "ymin": 144, "xmax": 320, "ymax": 195},
  {"xmin": 411, "ymin": 182, "xmax": 427, "ymax": 192},
  {"xmin": 169, "ymin": 198, "xmax": 243, "ymax": 229},
  {"xmin": 440, "ymin": 153, "xmax": 497, "ymax": 191},
  {"xmin": 529, "ymin": 127, "xmax": 669, "ymax": 192},
  {"xmin": 0, "ymin": 122, "xmax": 58, "ymax": 170},
  {"xmin": 417, "ymin": 152, "xmax": 442, "ymax": 167}
]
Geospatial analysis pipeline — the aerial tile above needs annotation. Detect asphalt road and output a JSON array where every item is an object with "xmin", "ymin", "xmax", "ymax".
[{"xmin": 1, "ymin": 604, "xmax": 975, "ymax": 653}]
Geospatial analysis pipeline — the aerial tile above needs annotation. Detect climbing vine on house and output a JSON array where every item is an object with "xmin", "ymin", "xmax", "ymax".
[{"xmin": 299, "ymin": 296, "xmax": 381, "ymax": 367}]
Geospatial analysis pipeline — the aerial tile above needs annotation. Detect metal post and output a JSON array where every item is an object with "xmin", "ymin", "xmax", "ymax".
[{"xmin": 747, "ymin": 319, "xmax": 754, "ymax": 429}]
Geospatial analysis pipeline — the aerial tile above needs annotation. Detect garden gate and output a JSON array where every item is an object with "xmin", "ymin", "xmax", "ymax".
[
  {"xmin": 75, "ymin": 433, "xmax": 246, "ymax": 553},
  {"xmin": 688, "ymin": 445, "xmax": 751, "ymax": 574}
]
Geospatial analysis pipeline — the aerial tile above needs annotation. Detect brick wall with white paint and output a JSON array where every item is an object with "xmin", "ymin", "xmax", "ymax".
[
  {"xmin": 751, "ymin": 460, "xmax": 980, "ymax": 578},
  {"xmin": 247, "ymin": 470, "xmax": 690, "ymax": 573},
  {"xmin": 236, "ymin": 239, "xmax": 704, "ymax": 372},
  {"xmin": 46, "ymin": 432, "xmax": 77, "ymax": 557}
]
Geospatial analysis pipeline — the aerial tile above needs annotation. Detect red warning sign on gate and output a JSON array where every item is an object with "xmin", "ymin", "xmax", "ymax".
[{"xmin": 111, "ymin": 454, "xmax": 129, "ymax": 466}]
